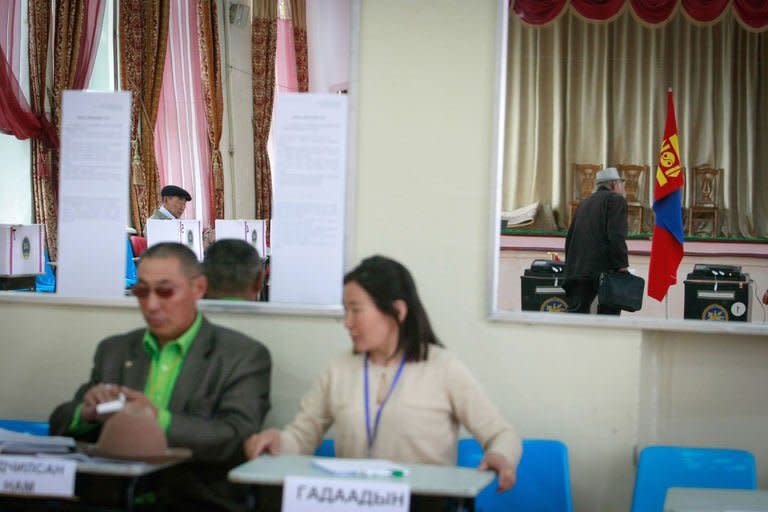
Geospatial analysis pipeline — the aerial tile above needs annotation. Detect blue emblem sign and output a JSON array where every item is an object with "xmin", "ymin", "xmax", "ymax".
[
  {"xmin": 21, "ymin": 237, "xmax": 31, "ymax": 259},
  {"xmin": 251, "ymin": 229, "xmax": 258, "ymax": 244},
  {"xmin": 187, "ymin": 229, "xmax": 194, "ymax": 247},
  {"xmin": 540, "ymin": 297, "xmax": 568, "ymax": 312},
  {"xmin": 702, "ymin": 303, "xmax": 729, "ymax": 321}
]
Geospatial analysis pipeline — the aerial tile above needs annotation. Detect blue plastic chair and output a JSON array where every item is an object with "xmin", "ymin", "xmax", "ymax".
[
  {"xmin": 314, "ymin": 438, "xmax": 336, "ymax": 458},
  {"xmin": 457, "ymin": 438, "xmax": 573, "ymax": 512},
  {"xmin": 630, "ymin": 445, "xmax": 757, "ymax": 512},
  {"xmin": 125, "ymin": 238, "xmax": 138, "ymax": 288},
  {"xmin": 35, "ymin": 249, "xmax": 56, "ymax": 293},
  {"xmin": 0, "ymin": 419, "xmax": 49, "ymax": 436}
]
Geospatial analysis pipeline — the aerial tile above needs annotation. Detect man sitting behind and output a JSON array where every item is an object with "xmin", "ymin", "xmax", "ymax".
[
  {"xmin": 50, "ymin": 242, "xmax": 271, "ymax": 511},
  {"xmin": 150, "ymin": 185, "xmax": 192, "ymax": 220},
  {"xmin": 204, "ymin": 239, "xmax": 264, "ymax": 301}
]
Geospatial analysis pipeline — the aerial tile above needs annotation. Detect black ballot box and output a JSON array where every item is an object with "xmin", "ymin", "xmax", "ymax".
[
  {"xmin": 520, "ymin": 259, "xmax": 569, "ymax": 312},
  {"xmin": 684, "ymin": 264, "xmax": 751, "ymax": 321}
]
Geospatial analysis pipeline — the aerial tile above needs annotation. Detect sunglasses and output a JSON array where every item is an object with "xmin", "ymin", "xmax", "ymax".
[{"xmin": 131, "ymin": 284, "xmax": 177, "ymax": 299}]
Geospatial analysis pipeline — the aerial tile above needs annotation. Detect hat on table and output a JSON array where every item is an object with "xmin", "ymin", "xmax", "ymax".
[{"xmin": 81, "ymin": 406, "xmax": 192, "ymax": 464}]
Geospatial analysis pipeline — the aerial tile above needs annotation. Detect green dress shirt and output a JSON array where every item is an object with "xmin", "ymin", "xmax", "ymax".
[{"xmin": 69, "ymin": 313, "xmax": 203, "ymax": 433}]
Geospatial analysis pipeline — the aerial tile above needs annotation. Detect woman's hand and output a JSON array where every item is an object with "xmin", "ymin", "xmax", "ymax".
[
  {"xmin": 478, "ymin": 450, "xmax": 517, "ymax": 491},
  {"xmin": 244, "ymin": 429, "xmax": 281, "ymax": 459}
]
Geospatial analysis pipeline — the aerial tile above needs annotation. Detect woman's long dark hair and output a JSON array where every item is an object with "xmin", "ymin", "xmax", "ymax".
[{"xmin": 343, "ymin": 255, "xmax": 443, "ymax": 361}]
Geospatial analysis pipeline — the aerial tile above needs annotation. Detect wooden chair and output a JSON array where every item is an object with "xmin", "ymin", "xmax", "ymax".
[
  {"xmin": 687, "ymin": 165, "xmax": 721, "ymax": 237},
  {"xmin": 615, "ymin": 164, "xmax": 649, "ymax": 234},
  {"xmin": 569, "ymin": 164, "xmax": 601, "ymax": 226}
]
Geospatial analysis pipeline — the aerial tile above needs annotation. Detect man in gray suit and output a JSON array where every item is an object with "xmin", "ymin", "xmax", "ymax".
[{"xmin": 50, "ymin": 242, "xmax": 271, "ymax": 511}]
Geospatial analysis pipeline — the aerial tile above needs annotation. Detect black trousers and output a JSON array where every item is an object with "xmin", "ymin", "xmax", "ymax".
[{"xmin": 565, "ymin": 278, "xmax": 621, "ymax": 315}]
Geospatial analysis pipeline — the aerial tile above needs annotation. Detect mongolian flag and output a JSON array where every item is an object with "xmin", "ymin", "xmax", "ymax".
[{"xmin": 648, "ymin": 89, "xmax": 685, "ymax": 301}]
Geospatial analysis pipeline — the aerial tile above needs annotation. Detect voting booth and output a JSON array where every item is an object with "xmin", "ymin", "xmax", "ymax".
[
  {"xmin": 215, "ymin": 219, "xmax": 268, "ymax": 258},
  {"xmin": 146, "ymin": 219, "xmax": 204, "ymax": 261},
  {"xmin": 0, "ymin": 224, "xmax": 45, "ymax": 276},
  {"xmin": 684, "ymin": 264, "xmax": 751, "ymax": 321},
  {"xmin": 520, "ymin": 259, "xmax": 569, "ymax": 312}
]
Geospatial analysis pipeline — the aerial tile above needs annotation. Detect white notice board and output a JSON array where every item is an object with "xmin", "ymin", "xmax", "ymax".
[
  {"xmin": 56, "ymin": 91, "xmax": 132, "ymax": 298},
  {"xmin": 270, "ymin": 93, "xmax": 348, "ymax": 305}
]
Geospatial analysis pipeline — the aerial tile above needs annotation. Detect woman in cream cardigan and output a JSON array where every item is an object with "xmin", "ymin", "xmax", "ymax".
[{"xmin": 244, "ymin": 255, "xmax": 521, "ymax": 492}]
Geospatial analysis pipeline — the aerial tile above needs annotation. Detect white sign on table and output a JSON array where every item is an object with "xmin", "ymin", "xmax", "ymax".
[
  {"xmin": 56, "ymin": 91, "xmax": 132, "ymax": 297},
  {"xmin": 215, "ymin": 219, "xmax": 268, "ymax": 258},
  {"xmin": 146, "ymin": 219, "xmax": 203, "ymax": 261},
  {"xmin": 0, "ymin": 455, "xmax": 76, "ymax": 497},
  {"xmin": 0, "ymin": 224, "xmax": 45, "ymax": 276},
  {"xmin": 282, "ymin": 475, "xmax": 409, "ymax": 512},
  {"xmin": 270, "ymin": 93, "xmax": 348, "ymax": 306}
]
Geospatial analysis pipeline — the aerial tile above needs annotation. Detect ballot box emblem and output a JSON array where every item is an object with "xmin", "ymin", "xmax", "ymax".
[
  {"xmin": 21, "ymin": 237, "xmax": 31, "ymax": 259},
  {"xmin": 251, "ymin": 229, "xmax": 258, "ymax": 244},
  {"xmin": 541, "ymin": 297, "xmax": 568, "ymax": 312},
  {"xmin": 702, "ymin": 303, "xmax": 728, "ymax": 321},
  {"xmin": 186, "ymin": 229, "xmax": 194, "ymax": 247}
]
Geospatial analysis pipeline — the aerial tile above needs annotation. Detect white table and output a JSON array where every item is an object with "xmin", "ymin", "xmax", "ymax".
[
  {"xmin": 229, "ymin": 454, "xmax": 495, "ymax": 511},
  {"xmin": 665, "ymin": 487, "xmax": 768, "ymax": 512}
]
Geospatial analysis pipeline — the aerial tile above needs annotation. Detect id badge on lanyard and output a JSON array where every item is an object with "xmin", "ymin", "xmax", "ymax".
[{"xmin": 363, "ymin": 354, "xmax": 407, "ymax": 457}]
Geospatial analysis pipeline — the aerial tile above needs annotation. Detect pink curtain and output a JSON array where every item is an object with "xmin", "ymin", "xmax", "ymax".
[
  {"xmin": 0, "ymin": 0, "xmax": 55, "ymax": 144},
  {"xmin": 154, "ymin": 0, "xmax": 212, "ymax": 227},
  {"xmin": 276, "ymin": 17, "xmax": 299, "ymax": 93},
  {"xmin": 71, "ymin": 0, "xmax": 106, "ymax": 90},
  {"xmin": 513, "ymin": 0, "xmax": 768, "ymax": 28}
]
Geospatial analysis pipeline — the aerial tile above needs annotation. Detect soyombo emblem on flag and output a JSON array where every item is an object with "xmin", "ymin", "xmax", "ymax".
[{"xmin": 656, "ymin": 133, "xmax": 683, "ymax": 195}]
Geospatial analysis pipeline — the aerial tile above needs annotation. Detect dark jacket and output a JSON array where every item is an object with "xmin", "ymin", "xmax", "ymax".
[
  {"xmin": 564, "ymin": 185, "xmax": 629, "ymax": 282},
  {"xmin": 50, "ymin": 316, "xmax": 272, "ymax": 512}
]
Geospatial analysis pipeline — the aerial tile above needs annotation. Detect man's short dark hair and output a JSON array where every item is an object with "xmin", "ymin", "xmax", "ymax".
[
  {"xmin": 203, "ymin": 239, "xmax": 263, "ymax": 297},
  {"xmin": 141, "ymin": 242, "xmax": 202, "ymax": 278}
]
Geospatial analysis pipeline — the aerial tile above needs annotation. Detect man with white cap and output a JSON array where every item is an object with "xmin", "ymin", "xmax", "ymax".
[{"xmin": 564, "ymin": 167, "xmax": 629, "ymax": 315}]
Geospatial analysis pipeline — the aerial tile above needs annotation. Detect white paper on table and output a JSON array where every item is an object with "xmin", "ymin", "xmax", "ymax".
[
  {"xmin": 56, "ymin": 91, "xmax": 132, "ymax": 298},
  {"xmin": 311, "ymin": 458, "xmax": 410, "ymax": 477},
  {"xmin": 0, "ymin": 428, "xmax": 75, "ymax": 454},
  {"xmin": 269, "ymin": 93, "xmax": 348, "ymax": 305}
]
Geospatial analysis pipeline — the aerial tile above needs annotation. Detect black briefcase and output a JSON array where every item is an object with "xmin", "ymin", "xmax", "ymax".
[{"xmin": 598, "ymin": 271, "xmax": 645, "ymax": 312}]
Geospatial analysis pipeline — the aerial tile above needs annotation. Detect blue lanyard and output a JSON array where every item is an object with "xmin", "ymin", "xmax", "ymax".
[{"xmin": 364, "ymin": 353, "xmax": 407, "ymax": 456}]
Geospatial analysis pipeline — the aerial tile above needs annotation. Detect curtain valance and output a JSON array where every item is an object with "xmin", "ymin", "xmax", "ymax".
[{"xmin": 512, "ymin": 1, "xmax": 768, "ymax": 30}]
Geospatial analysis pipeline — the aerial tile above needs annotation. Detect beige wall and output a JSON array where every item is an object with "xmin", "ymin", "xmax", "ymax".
[{"xmin": 1, "ymin": 2, "xmax": 766, "ymax": 511}]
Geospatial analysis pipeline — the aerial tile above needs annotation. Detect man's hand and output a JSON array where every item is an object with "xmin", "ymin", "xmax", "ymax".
[
  {"xmin": 478, "ymin": 450, "xmax": 518, "ymax": 492},
  {"xmin": 120, "ymin": 387, "xmax": 158, "ymax": 417},
  {"xmin": 81, "ymin": 383, "xmax": 122, "ymax": 423},
  {"xmin": 244, "ymin": 429, "xmax": 281, "ymax": 459}
]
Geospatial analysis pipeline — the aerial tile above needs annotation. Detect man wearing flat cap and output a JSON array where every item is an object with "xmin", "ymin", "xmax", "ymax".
[
  {"xmin": 150, "ymin": 185, "xmax": 192, "ymax": 220},
  {"xmin": 564, "ymin": 167, "xmax": 629, "ymax": 315}
]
